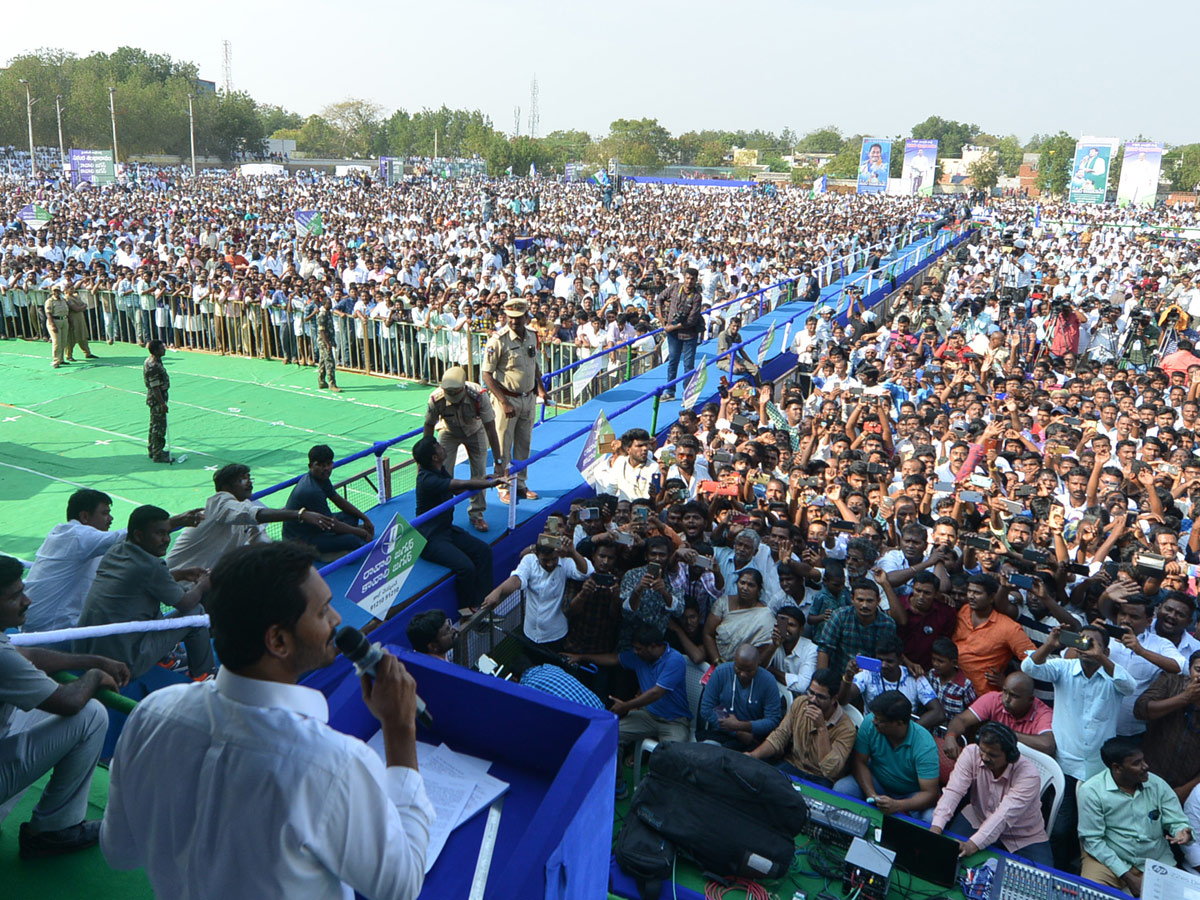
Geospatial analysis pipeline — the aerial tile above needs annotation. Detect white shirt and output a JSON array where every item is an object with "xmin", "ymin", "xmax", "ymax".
[
  {"xmin": 608, "ymin": 457, "xmax": 661, "ymax": 502},
  {"xmin": 22, "ymin": 521, "xmax": 127, "ymax": 633},
  {"xmin": 512, "ymin": 553, "xmax": 592, "ymax": 643},
  {"xmin": 771, "ymin": 636, "xmax": 819, "ymax": 694},
  {"xmin": 1108, "ymin": 629, "xmax": 1186, "ymax": 736},
  {"xmin": 165, "ymin": 492, "xmax": 271, "ymax": 572},
  {"xmin": 102, "ymin": 669, "xmax": 434, "ymax": 900}
]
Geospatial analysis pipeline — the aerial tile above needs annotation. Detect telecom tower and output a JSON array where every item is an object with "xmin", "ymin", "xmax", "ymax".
[
  {"xmin": 527, "ymin": 76, "xmax": 539, "ymax": 139},
  {"xmin": 513, "ymin": 105, "xmax": 521, "ymax": 138},
  {"xmin": 221, "ymin": 40, "xmax": 233, "ymax": 94}
]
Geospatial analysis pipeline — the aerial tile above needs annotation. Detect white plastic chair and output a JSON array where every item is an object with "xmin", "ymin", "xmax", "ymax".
[
  {"xmin": 1018, "ymin": 743, "xmax": 1065, "ymax": 835},
  {"xmin": 842, "ymin": 703, "xmax": 864, "ymax": 728},
  {"xmin": 633, "ymin": 660, "xmax": 709, "ymax": 785}
]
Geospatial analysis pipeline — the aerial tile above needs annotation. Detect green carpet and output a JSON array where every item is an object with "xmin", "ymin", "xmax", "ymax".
[
  {"xmin": 0, "ymin": 338, "xmax": 432, "ymax": 561},
  {"xmin": 0, "ymin": 765, "xmax": 153, "ymax": 899}
]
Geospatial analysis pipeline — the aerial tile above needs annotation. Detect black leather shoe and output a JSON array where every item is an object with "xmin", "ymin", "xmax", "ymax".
[{"xmin": 19, "ymin": 820, "xmax": 101, "ymax": 859}]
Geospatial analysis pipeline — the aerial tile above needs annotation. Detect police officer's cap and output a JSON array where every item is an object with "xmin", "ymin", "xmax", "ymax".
[
  {"xmin": 441, "ymin": 366, "xmax": 467, "ymax": 391},
  {"xmin": 503, "ymin": 298, "xmax": 529, "ymax": 317}
]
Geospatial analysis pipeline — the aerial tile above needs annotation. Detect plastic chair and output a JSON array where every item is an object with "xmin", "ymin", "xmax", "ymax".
[
  {"xmin": 1018, "ymin": 743, "xmax": 1065, "ymax": 835},
  {"xmin": 633, "ymin": 660, "xmax": 709, "ymax": 785},
  {"xmin": 842, "ymin": 703, "xmax": 864, "ymax": 728}
]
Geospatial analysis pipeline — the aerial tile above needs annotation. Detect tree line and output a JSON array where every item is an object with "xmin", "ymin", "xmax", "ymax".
[{"xmin": 2, "ymin": 48, "xmax": 1198, "ymax": 196}]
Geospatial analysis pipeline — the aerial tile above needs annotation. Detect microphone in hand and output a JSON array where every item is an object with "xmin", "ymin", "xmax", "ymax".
[{"xmin": 334, "ymin": 626, "xmax": 433, "ymax": 730}]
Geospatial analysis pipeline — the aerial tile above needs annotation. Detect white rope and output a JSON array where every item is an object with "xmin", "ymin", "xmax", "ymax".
[{"xmin": 11, "ymin": 615, "xmax": 211, "ymax": 646}]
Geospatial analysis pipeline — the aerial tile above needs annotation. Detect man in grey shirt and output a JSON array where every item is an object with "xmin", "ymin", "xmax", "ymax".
[
  {"xmin": 0, "ymin": 555, "xmax": 129, "ymax": 858},
  {"xmin": 75, "ymin": 505, "xmax": 215, "ymax": 681}
]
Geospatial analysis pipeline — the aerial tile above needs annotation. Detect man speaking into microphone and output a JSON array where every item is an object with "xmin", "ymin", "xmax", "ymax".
[{"xmin": 101, "ymin": 542, "xmax": 434, "ymax": 900}]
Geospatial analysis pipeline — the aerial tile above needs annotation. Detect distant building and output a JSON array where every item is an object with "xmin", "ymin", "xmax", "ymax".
[{"xmin": 195, "ymin": 79, "xmax": 217, "ymax": 95}]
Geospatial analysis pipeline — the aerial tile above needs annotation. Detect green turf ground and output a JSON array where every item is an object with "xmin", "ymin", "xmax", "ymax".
[
  {"xmin": 0, "ymin": 337, "xmax": 432, "ymax": 562},
  {"xmin": 1, "ymin": 765, "xmax": 153, "ymax": 899}
]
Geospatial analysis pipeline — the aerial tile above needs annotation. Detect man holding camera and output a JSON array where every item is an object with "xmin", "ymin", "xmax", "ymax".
[{"xmin": 655, "ymin": 267, "xmax": 704, "ymax": 400}]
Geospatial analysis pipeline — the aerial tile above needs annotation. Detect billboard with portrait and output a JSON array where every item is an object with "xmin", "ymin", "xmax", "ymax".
[
  {"xmin": 1068, "ymin": 138, "xmax": 1117, "ymax": 204},
  {"xmin": 901, "ymin": 139, "xmax": 938, "ymax": 196},
  {"xmin": 1116, "ymin": 141, "xmax": 1163, "ymax": 207},
  {"xmin": 856, "ymin": 139, "xmax": 891, "ymax": 194}
]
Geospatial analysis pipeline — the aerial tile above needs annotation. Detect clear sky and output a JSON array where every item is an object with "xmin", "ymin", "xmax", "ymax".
[{"xmin": 2, "ymin": 0, "xmax": 1194, "ymax": 144}]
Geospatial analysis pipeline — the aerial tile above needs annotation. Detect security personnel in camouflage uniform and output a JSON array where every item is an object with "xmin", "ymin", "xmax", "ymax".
[
  {"xmin": 480, "ymin": 297, "xmax": 548, "ymax": 502},
  {"xmin": 144, "ymin": 340, "xmax": 172, "ymax": 463},
  {"xmin": 423, "ymin": 366, "xmax": 503, "ymax": 531},
  {"xmin": 314, "ymin": 296, "xmax": 341, "ymax": 392},
  {"xmin": 44, "ymin": 287, "xmax": 70, "ymax": 369}
]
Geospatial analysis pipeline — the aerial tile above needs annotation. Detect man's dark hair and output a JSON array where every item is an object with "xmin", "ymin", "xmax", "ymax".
[
  {"xmin": 128, "ymin": 504, "xmax": 169, "ymax": 534},
  {"xmin": 620, "ymin": 427, "xmax": 651, "ymax": 445},
  {"xmin": 214, "ymin": 463, "xmax": 251, "ymax": 492},
  {"xmin": 631, "ymin": 624, "xmax": 666, "ymax": 648},
  {"xmin": 869, "ymin": 689, "xmax": 913, "ymax": 723},
  {"xmin": 978, "ymin": 721, "xmax": 1021, "ymax": 763},
  {"xmin": 849, "ymin": 578, "xmax": 879, "ymax": 598},
  {"xmin": 412, "ymin": 436, "xmax": 440, "ymax": 469},
  {"xmin": 1100, "ymin": 735, "xmax": 1143, "ymax": 770},
  {"xmin": 968, "ymin": 573, "xmax": 999, "ymax": 595},
  {"xmin": 930, "ymin": 636, "xmax": 958, "ymax": 660},
  {"xmin": 406, "ymin": 609, "xmax": 450, "ymax": 654},
  {"xmin": 875, "ymin": 634, "xmax": 903, "ymax": 657},
  {"xmin": 810, "ymin": 667, "xmax": 840, "ymax": 696},
  {"xmin": 208, "ymin": 542, "xmax": 318, "ymax": 669},
  {"xmin": 0, "ymin": 555, "xmax": 24, "ymax": 592},
  {"xmin": 308, "ymin": 444, "xmax": 335, "ymax": 465},
  {"xmin": 66, "ymin": 488, "xmax": 113, "ymax": 521},
  {"xmin": 777, "ymin": 605, "xmax": 805, "ymax": 626},
  {"xmin": 147, "ymin": 339, "xmax": 165, "ymax": 355}
]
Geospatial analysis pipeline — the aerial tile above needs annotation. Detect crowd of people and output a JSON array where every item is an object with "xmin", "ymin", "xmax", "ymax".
[
  {"xmin": 0, "ymin": 164, "xmax": 941, "ymax": 405},
  {"xmin": 409, "ymin": 194, "xmax": 1200, "ymax": 895},
  {"xmin": 4, "ymin": 170, "xmax": 1200, "ymax": 898}
]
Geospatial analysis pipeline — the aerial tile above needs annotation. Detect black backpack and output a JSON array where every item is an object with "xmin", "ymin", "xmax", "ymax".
[{"xmin": 614, "ymin": 742, "xmax": 808, "ymax": 893}]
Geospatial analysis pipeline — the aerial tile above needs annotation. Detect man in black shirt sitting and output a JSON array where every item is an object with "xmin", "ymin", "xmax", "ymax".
[
  {"xmin": 412, "ymin": 437, "xmax": 504, "ymax": 612},
  {"xmin": 282, "ymin": 445, "xmax": 375, "ymax": 556}
]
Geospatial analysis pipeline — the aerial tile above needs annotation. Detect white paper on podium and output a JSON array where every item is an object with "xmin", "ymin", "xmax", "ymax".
[{"xmin": 366, "ymin": 736, "xmax": 509, "ymax": 873}]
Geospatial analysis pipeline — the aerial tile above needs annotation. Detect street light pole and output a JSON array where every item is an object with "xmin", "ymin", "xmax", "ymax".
[
  {"xmin": 17, "ymin": 79, "xmax": 36, "ymax": 178},
  {"xmin": 108, "ymin": 86, "xmax": 119, "ymax": 164},
  {"xmin": 55, "ymin": 94, "xmax": 66, "ymax": 178},
  {"xmin": 187, "ymin": 93, "xmax": 196, "ymax": 177}
]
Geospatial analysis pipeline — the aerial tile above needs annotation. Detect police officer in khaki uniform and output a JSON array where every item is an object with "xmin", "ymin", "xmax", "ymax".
[
  {"xmin": 44, "ymin": 287, "xmax": 71, "ymax": 369},
  {"xmin": 423, "ymin": 366, "xmax": 503, "ymax": 532},
  {"xmin": 481, "ymin": 298, "xmax": 547, "ymax": 502}
]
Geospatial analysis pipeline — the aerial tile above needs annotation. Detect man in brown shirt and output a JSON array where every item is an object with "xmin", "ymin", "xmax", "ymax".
[
  {"xmin": 1133, "ymin": 649, "xmax": 1200, "ymax": 802},
  {"xmin": 655, "ymin": 268, "xmax": 703, "ymax": 400},
  {"xmin": 746, "ymin": 667, "xmax": 856, "ymax": 786}
]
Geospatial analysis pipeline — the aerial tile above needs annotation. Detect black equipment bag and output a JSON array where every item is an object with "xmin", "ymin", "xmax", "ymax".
[
  {"xmin": 613, "ymin": 814, "xmax": 676, "ymax": 900},
  {"xmin": 619, "ymin": 742, "xmax": 808, "ymax": 883}
]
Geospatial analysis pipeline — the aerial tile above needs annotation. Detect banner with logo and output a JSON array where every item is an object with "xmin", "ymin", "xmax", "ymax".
[
  {"xmin": 18, "ymin": 204, "xmax": 52, "ymax": 231},
  {"xmin": 68, "ymin": 149, "xmax": 116, "ymax": 188},
  {"xmin": 295, "ymin": 210, "xmax": 324, "ymax": 237},
  {"xmin": 1116, "ymin": 141, "xmax": 1163, "ymax": 207},
  {"xmin": 856, "ymin": 139, "xmax": 891, "ymax": 194},
  {"xmin": 571, "ymin": 353, "xmax": 605, "ymax": 401},
  {"xmin": 576, "ymin": 410, "xmax": 615, "ymax": 486},
  {"xmin": 681, "ymin": 356, "xmax": 708, "ymax": 410},
  {"xmin": 756, "ymin": 322, "xmax": 776, "ymax": 366},
  {"xmin": 901, "ymin": 139, "xmax": 938, "ymax": 196},
  {"xmin": 345, "ymin": 514, "xmax": 427, "ymax": 619},
  {"xmin": 1068, "ymin": 137, "xmax": 1118, "ymax": 204},
  {"xmin": 812, "ymin": 174, "xmax": 828, "ymax": 196}
]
